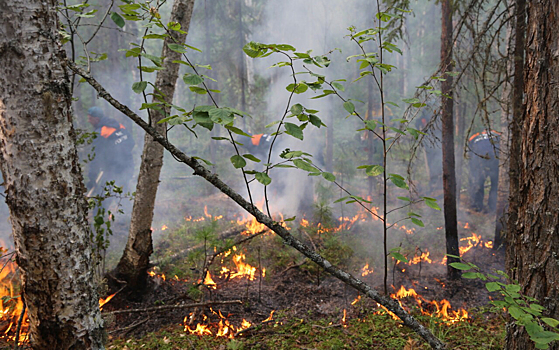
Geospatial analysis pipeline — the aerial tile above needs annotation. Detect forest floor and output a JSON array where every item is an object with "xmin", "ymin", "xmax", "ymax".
[{"xmin": 99, "ymin": 191, "xmax": 508, "ymax": 349}]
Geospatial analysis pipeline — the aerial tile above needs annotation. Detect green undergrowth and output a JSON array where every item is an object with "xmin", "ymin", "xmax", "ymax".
[{"xmin": 108, "ymin": 308, "xmax": 505, "ymax": 350}]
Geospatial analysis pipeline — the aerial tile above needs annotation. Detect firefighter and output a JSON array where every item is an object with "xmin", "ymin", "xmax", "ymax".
[
  {"xmin": 87, "ymin": 107, "xmax": 135, "ymax": 196},
  {"xmin": 238, "ymin": 133, "xmax": 273, "ymax": 160},
  {"xmin": 468, "ymin": 130, "xmax": 499, "ymax": 212}
]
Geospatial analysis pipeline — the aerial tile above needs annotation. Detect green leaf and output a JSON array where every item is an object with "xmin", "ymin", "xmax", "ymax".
[
  {"xmin": 189, "ymin": 86, "xmax": 207, "ymax": 95},
  {"xmin": 243, "ymin": 154, "xmax": 261, "ymax": 163},
  {"xmin": 542, "ymin": 317, "xmax": 559, "ymax": 328},
  {"xmin": 322, "ymin": 172, "xmax": 336, "ymax": 182},
  {"xmin": 225, "ymin": 125, "xmax": 252, "ymax": 137},
  {"xmin": 506, "ymin": 284, "xmax": 521, "ymax": 294},
  {"xmin": 343, "ymin": 101, "xmax": 355, "ymax": 114},
  {"xmin": 255, "ymin": 172, "xmax": 272, "ymax": 185},
  {"xmin": 284, "ymin": 122, "xmax": 304, "ymax": 140},
  {"xmin": 143, "ymin": 33, "xmax": 168, "ymax": 40},
  {"xmin": 508, "ymin": 306, "xmax": 525, "ymax": 320},
  {"xmin": 366, "ymin": 165, "xmax": 384, "ymax": 177},
  {"xmin": 449, "ymin": 262, "xmax": 472, "ymax": 271},
  {"xmin": 131, "ymin": 81, "xmax": 147, "ymax": 94},
  {"xmin": 284, "ymin": 216, "xmax": 296, "ymax": 222},
  {"xmin": 183, "ymin": 74, "xmax": 204, "ymax": 86},
  {"xmin": 389, "ymin": 174, "xmax": 408, "ymax": 189},
  {"xmin": 209, "ymin": 107, "xmax": 234, "ymax": 125},
  {"xmin": 411, "ymin": 218, "xmax": 424, "ymax": 227},
  {"xmin": 486, "ymin": 282, "xmax": 502, "ymax": 292},
  {"xmin": 423, "ymin": 197, "xmax": 441, "ymax": 210},
  {"xmin": 309, "ymin": 114, "xmax": 323, "ymax": 128},
  {"xmin": 290, "ymin": 103, "xmax": 303, "ymax": 115},
  {"xmin": 230, "ymin": 155, "xmax": 246, "ymax": 169},
  {"xmin": 397, "ymin": 196, "xmax": 411, "ymax": 202},
  {"xmin": 462, "ymin": 272, "xmax": 480, "ymax": 279},
  {"xmin": 390, "ymin": 252, "xmax": 408, "ymax": 263},
  {"xmin": 110, "ymin": 12, "xmax": 125, "ymax": 28},
  {"xmin": 332, "ymin": 82, "xmax": 345, "ymax": 91},
  {"xmin": 286, "ymin": 83, "xmax": 308, "ymax": 94},
  {"xmin": 293, "ymin": 159, "xmax": 319, "ymax": 173},
  {"xmin": 168, "ymin": 43, "xmax": 187, "ymax": 54}
]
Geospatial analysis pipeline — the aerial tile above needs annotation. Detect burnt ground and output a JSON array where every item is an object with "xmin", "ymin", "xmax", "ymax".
[{"xmin": 102, "ymin": 243, "xmax": 505, "ymax": 342}]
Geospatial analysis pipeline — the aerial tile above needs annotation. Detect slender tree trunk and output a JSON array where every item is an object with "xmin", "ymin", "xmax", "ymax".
[
  {"xmin": 0, "ymin": 0, "xmax": 104, "ymax": 348},
  {"xmin": 506, "ymin": 1, "xmax": 559, "ymax": 349},
  {"xmin": 325, "ymin": 115, "xmax": 333, "ymax": 173},
  {"xmin": 114, "ymin": 0, "xmax": 195, "ymax": 295},
  {"xmin": 440, "ymin": 0, "xmax": 460, "ymax": 280},
  {"xmin": 494, "ymin": 5, "xmax": 516, "ymax": 250}
]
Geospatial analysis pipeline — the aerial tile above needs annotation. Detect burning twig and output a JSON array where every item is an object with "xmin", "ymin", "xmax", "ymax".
[
  {"xmin": 13, "ymin": 301, "xmax": 25, "ymax": 350},
  {"xmin": 103, "ymin": 300, "xmax": 242, "ymax": 316},
  {"xmin": 233, "ymin": 318, "xmax": 275, "ymax": 337}
]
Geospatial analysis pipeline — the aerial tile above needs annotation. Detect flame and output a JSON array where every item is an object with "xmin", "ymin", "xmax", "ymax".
[
  {"xmin": 378, "ymin": 285, "xmax": 469, "ymax": 324},
  {"xmin": 99, "ymin": 293, "xmax": 116, "ymax": 310},
  {"xmin": 203, "ymin": 271, "xmax": 217, "ymax": 289},
  {"xmin": 408, "ymin": 251, "xmax": 432, "ymax": 265},
  {"xmin": 161, "ymin": 225, "xmax": 168, "ymax": 231},
  {"xmin": 185, "ymin": 309, "xmax": 255, "ymax": 338},
  {"xmin": 229, "ymin": 253, "xmax": 257, "ymax": 281},
  {"xmin": 0, "ymin": 257, "xmax": 27, "ymax": 344},
  {"xmin": 361, "ymin": 263, "xmax": 374, "ymax": 277},
  {"xmin": 463, "ymin": 222, "xmax": 470, "ymax": 229},
  {"xmin": 351, "ymin": 295, "xmax": 362, "ymax": 305},
  {"xmin": 263, "ymin": 310, "xmax": 275, "ymax": 322},
  {"xmin": 342, "ymin": 309, "xmax": 347, "ymax": 327}
]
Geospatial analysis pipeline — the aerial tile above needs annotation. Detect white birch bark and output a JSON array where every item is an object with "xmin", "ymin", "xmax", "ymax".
[{"xmin": 0, "ymin": 0, "xmax": 104, "ymax": 348}]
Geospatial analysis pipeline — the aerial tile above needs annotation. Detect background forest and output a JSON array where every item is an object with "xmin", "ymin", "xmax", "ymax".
[{"xmin": 1, "ymin": 0, "xmax": 558, "ymax": 349}]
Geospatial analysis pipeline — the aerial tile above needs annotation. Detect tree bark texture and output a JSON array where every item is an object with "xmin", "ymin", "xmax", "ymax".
[
  {"xmin": 115, "ymin": 0, "xmax": 195, "ymax": 294},
  {"xmin": 70, "ymin": 61, "xmax": 447, "ymax": 349},
  {"xmin": 440, "ymin": 0, "xmax": 460, "ymax": 280},
  {"xmin": 506, "ymin": 1, "xmax": 559, "ymax": 349},
  {"xmin": 0, "ymin": 1, "xmax": 104, "ymax": 348}
]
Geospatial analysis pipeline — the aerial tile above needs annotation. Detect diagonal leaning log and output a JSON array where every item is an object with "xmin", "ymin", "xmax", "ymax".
[{"xmin": 67, "ymin": 60, "xmax": 446, "ymax": 350}]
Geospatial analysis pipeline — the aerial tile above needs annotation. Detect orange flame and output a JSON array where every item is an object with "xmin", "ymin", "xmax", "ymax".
[
  {"xmin": 203, "ymin": 271, "xmax": 217, "ymax": 289},
  {"xmin": 361, "ymin": 263, "xmax": 374, "ymax": 277},
  {"xmin": 99, "ymin": 293, "xmax": 116, "ymax": 310},
  {"xmin": 161, "ymin": 225, "xmax": 168, "ymax": 231},
  {"xmin": 380, "ymin": 285, "xmax": 469, "ymax": 324},
  {"xmin": 263, "ymin": 310, "xmax": 275, "ymax": 322}
]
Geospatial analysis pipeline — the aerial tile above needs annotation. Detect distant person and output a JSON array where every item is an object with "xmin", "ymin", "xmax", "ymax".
[
  {"xmin": 415, "ymin": 102, "xmax": 443, "ymax": 193},
  {"xmin": 468, "ymin": 130, "xmax": 500, "ymax": 212},
  {"xmin": 87, "ymin": 107, "xmax": 135, "ymax": 197},
  {"xmin": 238, "ymin": 133, "xmax": 273, "ymax": 161}
]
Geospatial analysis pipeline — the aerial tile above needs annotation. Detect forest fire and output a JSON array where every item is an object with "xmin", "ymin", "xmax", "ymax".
[
  {"xmin": 361, "ymin": 263, "xmax": 374, "ymax": 276},
  {"xmin": 0, "ymin": 258, "xmax": 28, "ymax": 345},
  {"xmin": 99, "ymin": 292, "xmax": 116, "ymax": 310},
  {"xmin": 184, "ymin": 308, "xmax": 274, "ymax": 338},
  {"xmin": 376, "ymin": 286, "xmax": 469, "ymax": 324}
]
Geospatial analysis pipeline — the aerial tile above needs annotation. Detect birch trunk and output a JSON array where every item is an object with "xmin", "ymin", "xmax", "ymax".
[
  {"xmin": 114, "ymin": 0, "xmax": 195, "ymax": 295},
  {"xmin": 0, "ymin": 0, "xmax": 104, "ymax": 348}
]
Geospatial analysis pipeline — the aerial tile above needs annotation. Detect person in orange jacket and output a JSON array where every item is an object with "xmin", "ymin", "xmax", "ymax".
[{"xmin": 87, "ymin": 107, "xmax": 135, "ymax": 196}]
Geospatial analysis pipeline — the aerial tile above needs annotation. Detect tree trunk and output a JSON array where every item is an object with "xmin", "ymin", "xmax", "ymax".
[
  {"xmin": 506, "ymin": 1, "xmax": 559, "ymax": 349},
  {"xmin": 494, "ymin": 3, "xmax": 516, "ymax": 250},
  {"xmin": 114, "ymin": 0, "xmax": 195, "ymax": 295},
  {"xmin": 440, "ymin": 0, "xmax": 460, "ymax": 280},
  {"xmin": 0, "ymin": 1, "xmax": 104, "ymax": 348}
]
